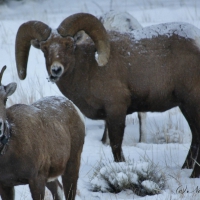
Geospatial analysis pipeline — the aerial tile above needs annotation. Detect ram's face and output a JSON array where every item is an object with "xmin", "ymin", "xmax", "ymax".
[
  {"xmin": 0, "ymin": 82, "xmax": 17, "ymax": 136},
  {"xmin": 0, "ymin": 86, "xmax": 8, "ymax": 137},
  {"xmin": 40, "ymin": 34, "xmax": 75, "ymax": 83}
]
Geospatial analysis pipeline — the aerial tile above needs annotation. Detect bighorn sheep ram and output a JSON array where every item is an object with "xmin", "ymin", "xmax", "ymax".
[
  {"xmin": 15, "ymin": 12, "xmax": 200, "ymax": 177},
  {"xmin": 0, "ymin": 66, "xmax": 85, "ymax": 200}
]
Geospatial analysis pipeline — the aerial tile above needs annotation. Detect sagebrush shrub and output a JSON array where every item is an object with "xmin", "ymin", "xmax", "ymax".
[{"xmin": 90, "ymin": 159, "xmax": 166, "ymax": 196}]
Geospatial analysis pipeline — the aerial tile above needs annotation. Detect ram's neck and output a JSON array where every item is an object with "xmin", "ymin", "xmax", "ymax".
[{"xmin": 55, "ymin": 43, "xmax": 103, "ymax": 119}]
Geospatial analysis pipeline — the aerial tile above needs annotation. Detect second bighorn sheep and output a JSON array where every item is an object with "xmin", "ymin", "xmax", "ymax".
[
  {"xmin": 0, "ymin": 66, "xmax": 85, "ymax": 200},
  {"xmin": 15, "ymin": 13, "xmax": 200, "ymax": 177}
]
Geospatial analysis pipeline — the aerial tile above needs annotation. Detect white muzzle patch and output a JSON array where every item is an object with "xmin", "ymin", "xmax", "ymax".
[
  {"xmin": 49, "ymin": 62, "xmax": 64, "ymax": 82},
  {"xmin": 51, "ymin": 61, "xmax": 64, "ymax": 77}
]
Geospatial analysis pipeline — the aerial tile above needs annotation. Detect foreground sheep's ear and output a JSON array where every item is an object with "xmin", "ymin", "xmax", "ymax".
[
  {"xmin": 31, "ymin": 39, "xmax": 41, "ymax": 49},
  {"xmin": 5, "ymin": 82, "xmax": 17, "ymax": 96}
]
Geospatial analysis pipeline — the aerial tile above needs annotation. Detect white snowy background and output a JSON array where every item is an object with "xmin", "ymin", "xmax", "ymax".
[{"xmin": 0, "ymin": 0, "xmax": 200, "ymax": 199}]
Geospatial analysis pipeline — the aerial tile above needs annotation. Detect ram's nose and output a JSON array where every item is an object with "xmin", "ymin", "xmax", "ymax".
[{"xmin": 50, "ymin": 62, "xmax": 64, "ymax": 77}]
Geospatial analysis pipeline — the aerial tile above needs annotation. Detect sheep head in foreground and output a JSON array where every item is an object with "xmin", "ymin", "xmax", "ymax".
[
  {"xmin": 0, "ymin": 66, "xmax": 85, "ymax": 200},
  {"xmin": 15, "ymin": 13, "xmax": 200, "ymax": 177}
]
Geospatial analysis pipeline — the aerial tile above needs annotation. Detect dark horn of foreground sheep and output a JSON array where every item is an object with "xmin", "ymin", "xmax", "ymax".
[
  {"xmin": 0, "ymin": 66, "xmax": 85, "ymax": 200},
  {"xmin": 15, "ymin": 12, "xmax": 200, "ymax": 178}
]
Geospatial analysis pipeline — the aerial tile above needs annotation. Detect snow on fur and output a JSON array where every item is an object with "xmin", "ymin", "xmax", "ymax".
[{"xmin": 131, "ymin": 22, "xmax": 200, "ymax": 43}]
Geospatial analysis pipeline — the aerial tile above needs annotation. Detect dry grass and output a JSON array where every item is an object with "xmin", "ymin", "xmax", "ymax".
[{"xmin": 147, "ymin": 109, "xmax": 190, "ymax": 144}]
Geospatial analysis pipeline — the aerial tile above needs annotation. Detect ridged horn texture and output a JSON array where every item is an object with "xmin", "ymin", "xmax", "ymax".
[
  {"xmin": 15, "ymin": 21, "xmax": 52, "ymax": 80},
  {"xmin": 57, "ymin": 13, "xmax": 110, "ymax": 66},
  {"xmin": 0, "ymin": 65, "xmax": 6, "ymax": 85}
]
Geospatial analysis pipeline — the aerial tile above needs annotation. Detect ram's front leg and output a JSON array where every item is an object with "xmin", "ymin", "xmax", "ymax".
[
  {"xmin": 106, "ymin": 104, "xmax": 127, "ymax": 162},
  {"xmin": 0, "ymin": 184, "xmax": 14, "ymax": 200},
  {"xmin": 29, "ymin": 176, "xmax": 46, "ymax": 200}
]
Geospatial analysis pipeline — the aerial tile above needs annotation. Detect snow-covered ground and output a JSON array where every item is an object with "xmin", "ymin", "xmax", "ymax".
[{"xmin": 0, "ymin": 0, "xmax": 200, "ymax": 199}]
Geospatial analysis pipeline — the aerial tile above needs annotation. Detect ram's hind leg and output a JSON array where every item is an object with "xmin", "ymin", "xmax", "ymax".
[
  {"xmin": 0, "ymin": 185, "xmax": 14, "ymax": 200},
  {"xmin": 182, "ymin": 105, "xmax": 200, "ymax": 177},
  {"xmin": 179, "ymin": 105, "xmax": 200, "ymax": 169},
  {"xmin": 46, "ymin": 179, "xmax": 63, "ymax": 200},
  {"xmin": 62, "ymin": 124, "xmax": 84, "ymax": 200},
  {"xmin": 62, "ymin": 147, "xmax": 83, "ymax": 200}
]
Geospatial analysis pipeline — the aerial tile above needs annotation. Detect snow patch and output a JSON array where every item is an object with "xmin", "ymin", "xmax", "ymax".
[
  {"xmin": 131, "ymin": 22, "xmax": 200, "ymax": 41},
  {"xmin": 141, "ymin": 180, "xmax": 160, "ymax": 193},
  {"xmin": 34, "ymin": 96, "xmax": 68, "ymax": 108},
  {"xmin": 47, "ymin": 177, "xmax": 58, "ymax": 182},
  {"xmin": 95, "ymin": 52, "xmax": 100, "ymax": 65},
  {"xmin": 134, "ymin": 162, "xmax": 149, "ymax": 176},
  {"xmin": 57, "ymin": 183, "xmax": 64, "ymax": 200},
  {"xmin": 100, "ymin": 11, "xmax": 142, "ymax": 33},
  {"xmin": 90, "ymin": 176, "xmax": 110, "ymax": 192},
  {"xmin": 48, "ymin": 29, "xmax": 61, "ymax": 39}
]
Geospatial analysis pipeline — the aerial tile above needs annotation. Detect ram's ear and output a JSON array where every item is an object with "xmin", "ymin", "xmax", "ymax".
[
  {"xmin": 74, "ymin": 30, "xmax": 89, "ymax": 44},
  {"xmin": 31, "ymin": 39, "xmax": 41, "ymax": 49},
  {"xmin": 5, "ymin": 82, "xmax": 17, "ymax": 97}
]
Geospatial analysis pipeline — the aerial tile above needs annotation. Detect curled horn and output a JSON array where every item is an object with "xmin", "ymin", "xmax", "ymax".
[
  {"xmin": 57, "ymin": 13, "xmax": 110, "ymax": 66},
  {"xmin": 15, "ymin": 21, "xmax": 52, "ymax": 80},
  {"xmin": 0, "ymin": 66, "xmax": 6, "ymax": 85}
]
